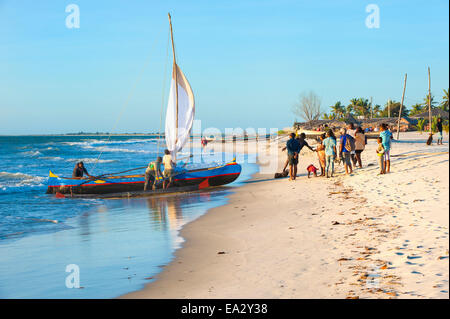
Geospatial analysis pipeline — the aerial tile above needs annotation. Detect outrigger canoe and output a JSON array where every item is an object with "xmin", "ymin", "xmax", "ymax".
[
  {"xmin": 47, "ymin": 14, "xmax": 243, "ymax": 198},
  {"xmin": 46, "ymin": 160, "xmax": 241, "ymax": 196}
]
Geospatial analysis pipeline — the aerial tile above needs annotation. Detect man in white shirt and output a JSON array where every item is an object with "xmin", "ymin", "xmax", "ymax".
[{"xmin": 162, "ymin": 149, "xmax": 176, "ymax": 189}]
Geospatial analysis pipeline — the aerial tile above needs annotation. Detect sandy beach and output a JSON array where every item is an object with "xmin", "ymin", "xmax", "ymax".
[{"xmin": 123, "ymin": 132, "xmax": 449, "ymax": 299}]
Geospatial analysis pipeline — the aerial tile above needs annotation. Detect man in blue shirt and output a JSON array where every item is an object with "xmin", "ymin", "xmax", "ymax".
[
  {"xmin": 339, "ymin": 128, "xmax": 353, "ymax": 175},
  {"xmin": 286, "ymin": 133, "xmax": 300, "ymax": 180},
  {"xmin": 379, "ymin": 123, "xmax": 393, "ymax": 173},
  {"xmin": 282, "ymin": 132, "xmax": 315, "ymax": 173}
]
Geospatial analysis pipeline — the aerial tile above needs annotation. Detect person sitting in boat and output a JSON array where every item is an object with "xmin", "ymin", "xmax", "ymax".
[
  {"xmin": 72, "ymin": 161, "xmax": 92, "ymax": 179},
  {"xmin": 144, "ymin": 157, "xmax": 163, "ymax": 191},
  {"xmin": 162, "ymin": 149, "xmax": 176, "ymax": 189}
]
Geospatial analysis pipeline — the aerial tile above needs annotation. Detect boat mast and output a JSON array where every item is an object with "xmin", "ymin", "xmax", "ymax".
[{"xmin": 168, "ymin": 13, "xmax": 179, "ymax": 145}]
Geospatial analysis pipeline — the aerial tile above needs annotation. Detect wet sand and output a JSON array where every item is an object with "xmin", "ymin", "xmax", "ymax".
[{"xmin": 123, "ymin": 132, "xmax": 449, "ymax": 299}]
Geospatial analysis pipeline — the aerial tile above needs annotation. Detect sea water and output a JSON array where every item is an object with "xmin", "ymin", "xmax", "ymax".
[{"xmin": 0, "ymin": 135, "xmax": 257, "ymax": 298}]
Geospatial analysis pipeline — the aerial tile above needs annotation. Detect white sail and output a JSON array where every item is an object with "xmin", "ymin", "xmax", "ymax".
[{"xmin": 165, "ymin": 63, "xmax": 195, "ymax": 159}]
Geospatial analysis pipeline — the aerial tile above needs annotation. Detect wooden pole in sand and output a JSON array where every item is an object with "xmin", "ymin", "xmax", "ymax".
[
  {"xmin": 396, "ymin": 73, "xmax": 407, "ymax": 140},
  {"xmin": 428, "ymin": 67, "xmax": 432, "ymax": 136}
]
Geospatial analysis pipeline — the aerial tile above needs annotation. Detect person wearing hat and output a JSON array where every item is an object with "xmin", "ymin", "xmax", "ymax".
[
  {"xmin": 72, "ymin": 161, "xmax": 92, "ymax": 179},
  {"xmin": 144, "ymin": 156, "xmax": 163, "ymax": 191}
]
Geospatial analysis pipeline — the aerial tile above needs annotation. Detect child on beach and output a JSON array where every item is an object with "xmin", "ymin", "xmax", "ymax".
[
  {"xmin": 315, "ymin": 133, "xmax": 326, "ymax": 176},
  {"xmin": 379, "ymin": 123, "xmax": 393, "ymax": 173},
  {"xmin": 307, "ymin": 164, "xmax": 318, "ymax": 178},
  {"xmin": 376, "ymin": 137, "xmax": 385, "ymax": 175}
]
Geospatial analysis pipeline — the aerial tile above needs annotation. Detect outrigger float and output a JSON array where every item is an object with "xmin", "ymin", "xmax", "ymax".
[{"xmin": 46, "ymin": 13, "xmax": 242, "ymax": 198}]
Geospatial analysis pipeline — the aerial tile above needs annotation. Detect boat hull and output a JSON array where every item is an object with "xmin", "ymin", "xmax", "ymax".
[{"xmin": 46, "ymin": 161, "xmax": 241, "ymax": 195}]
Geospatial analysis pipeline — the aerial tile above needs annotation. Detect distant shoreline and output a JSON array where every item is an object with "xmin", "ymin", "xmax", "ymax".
[{"xmin": 0, "ymin": 134, "xmax": 162, "ymax": 137}]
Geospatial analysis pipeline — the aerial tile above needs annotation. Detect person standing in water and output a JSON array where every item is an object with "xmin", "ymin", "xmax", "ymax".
[
  {"xmin": 162, "ymin": 149, "xmax": 176, "ymax": 189},
  {"xmin": 144, "ymin": 157, "xmax": 163, "ymax": 191}
]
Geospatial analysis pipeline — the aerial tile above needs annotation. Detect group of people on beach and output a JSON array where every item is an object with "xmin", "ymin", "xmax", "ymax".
[{"xmin": 283, "ymin": 122, "xmax": 394, "ymax": 180}]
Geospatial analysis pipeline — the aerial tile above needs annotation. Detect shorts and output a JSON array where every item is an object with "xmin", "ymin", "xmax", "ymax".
[
  {"xmin": 383, "ymin": 150, "xmax": 390, "ymax": 161},
  {"xmin": 437, "ymin": 131, "xmax": 443, "ymax": 139},
  {"xmin": 355, "ymin": 149, "xmax": 364, "ymax": 154},
  {"xmin": 343, "ymin": 152, "xmax": 352, "ymax": 166},
  {"xmin": 163, "ymin": 169, "xmax": 174, "ymax": 179},
  {"xmin": 288, "ymin": 154, "xmax": 298, "ymax": 165}
]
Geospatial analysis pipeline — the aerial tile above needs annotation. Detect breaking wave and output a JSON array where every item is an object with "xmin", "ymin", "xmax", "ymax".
[
  {"xmin": 0, "ymin": 171, "xmax": 45, "ymax": 189},
  {"xmin": 66, "ymin": 158, "xmax": 118, "ymax": 164},
  {"xmin": 21, "ymin": 151, "xmax": 42, "ymax": 157}
]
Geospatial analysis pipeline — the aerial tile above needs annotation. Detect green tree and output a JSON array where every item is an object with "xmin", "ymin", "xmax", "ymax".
[
  {"xmin": 346, "ymin": 98, "xmax": 359, "ymax": 115},
  {"xmin": 440, "ymin": 88, "xmax": 449, "ymax": 112},
  {"xmin": 423, "ymin": 93, "xmax": 437, "ymax": 109},
  {"xmin": 330, "ymin": 101, "xmax": 344, "ymax": 119},
  {"xmin": 410, "ymin": 103, "xmax": 425, "ymax": 116},
  {"xmin": 416, "ymin": 118, "xmax": 426, "ymax": 132},
  {"xmin": 354, "ymin": 98, "xmax": 370, "ymax": 118},
  {"xmin": 380, "ymin": 100, "xmax": 409, "ymax": 118},
  {"xmin": 372, "ymin": 104, "xmax": 382, "ymax": 118}
]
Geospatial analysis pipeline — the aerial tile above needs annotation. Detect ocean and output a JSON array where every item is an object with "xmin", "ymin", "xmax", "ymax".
[{"xmin": 0, "ymin": 135, "xmax": 257, "ymax": 298}]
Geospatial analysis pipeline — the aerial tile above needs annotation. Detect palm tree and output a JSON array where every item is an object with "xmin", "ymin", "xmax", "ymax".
[
  {"xmin": 440, "ymin": 88, "xmax": 449, "ymax": 112},
  {"xmin": 372, "ymin": 104, "xmax": 381, "ymax": 118},
  {"xmin": 355, "ymin": 98, "xmax": 370, "ymax": 118},
  {"xmin": 423, "ymin": 93, "xmax": 437, "ymax": 109},
  {"xmin": 347, "ymin": 98, "xmax": 359, "ymax": 115},
  {"xmin": 330, "ymin": 101, "xmax": 344, "ymax": 119},
  {"xmin": 410, "ymin": 103, "xmax": 425, "ymax": 116}
]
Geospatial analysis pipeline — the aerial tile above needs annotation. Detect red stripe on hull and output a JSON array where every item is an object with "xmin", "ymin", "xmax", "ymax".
[{"xmin": 48, "ymin": 172, "xmax": 240, "ymax": 188}]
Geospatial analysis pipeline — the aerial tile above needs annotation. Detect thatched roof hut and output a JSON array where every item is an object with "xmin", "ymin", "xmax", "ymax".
[{"xmin": 411, "ymin": 108, "xmax": 449, "ymax": 120}]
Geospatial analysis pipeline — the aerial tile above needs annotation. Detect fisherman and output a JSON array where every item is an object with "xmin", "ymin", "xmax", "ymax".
[
  {"xmin": 162, "ymin": 149, "xmax": 176, "ymax": 189},
  {"xmin": 144, "ymin": 156, "xmax": 163, "ymax": 191},
  {"xmin": 281, "ymin": 132, "xmax": 315, "ymax": 173},
  {"xmin": 285, "ymin": 133, "xmax": 300, "ymax": 180},
  {"xmin": 72, "ymin": 161, "xmax": 92, "ymax": 179}
]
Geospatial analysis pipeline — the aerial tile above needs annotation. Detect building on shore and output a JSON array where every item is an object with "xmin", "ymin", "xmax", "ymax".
[{"xmin": 411, "ymin": 108, "xmax": 449, "ymax": 120}]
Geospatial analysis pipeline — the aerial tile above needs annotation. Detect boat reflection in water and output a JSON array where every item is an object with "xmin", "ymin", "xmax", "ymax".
[{"xmin": 145, "ymin": 190, "xmax": 215, "ymax": 231}]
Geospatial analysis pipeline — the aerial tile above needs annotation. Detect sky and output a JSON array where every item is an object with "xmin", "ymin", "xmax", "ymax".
[{"xmin": 0, "ymin": 0, "xmax": 448, "ymax": 135}]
